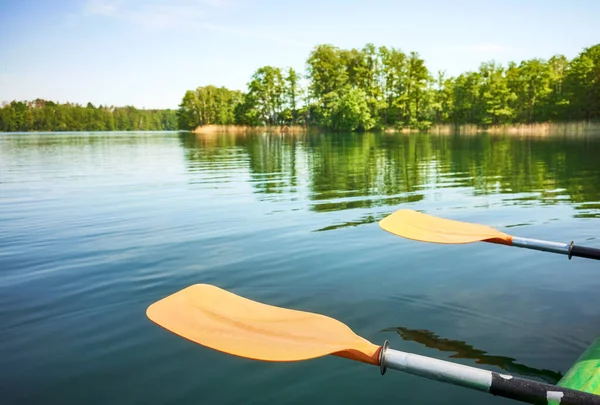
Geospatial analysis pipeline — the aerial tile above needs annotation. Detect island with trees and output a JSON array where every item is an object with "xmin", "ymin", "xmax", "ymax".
[{"xmin": 179, "ymin": 42, "xmax": 600, "ymax": 133}]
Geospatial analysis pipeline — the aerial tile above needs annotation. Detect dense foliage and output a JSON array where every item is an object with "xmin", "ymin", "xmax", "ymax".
[
  {"xmin": 0, "ymin": 99, "xmax": 178, "ymax": 132},
  {"xmin": 180, "ymin": 43, "xmax": 600, "ymax": 131},
  {"xmin": 177, "ymin": 86, "xmax": 243, "ymax": 130}
]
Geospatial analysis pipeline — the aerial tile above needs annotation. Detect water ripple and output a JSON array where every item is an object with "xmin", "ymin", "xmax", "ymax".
[{"xmin": 2, "ymin": 131, "xmax": 600, "ymax": 405}]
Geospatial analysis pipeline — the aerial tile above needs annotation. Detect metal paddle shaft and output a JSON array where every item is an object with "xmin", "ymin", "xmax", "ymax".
[
  {"xmin": 380, "ymin": 343, "xmax": 600, "ymax": 405},
  {"xmin": 147, "ymin": 285, "xmax": 600, "ymax": 404},
  {"xmin": 511, "ymin": 237, "xmax": 600, "ymax": 261},
  {"xmin": 379, "ymin": 209, "xmax": 600, "ymax": 261}
]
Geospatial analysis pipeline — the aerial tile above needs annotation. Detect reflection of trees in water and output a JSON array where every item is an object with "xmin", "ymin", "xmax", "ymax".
[
  {"xmin": 178, "ymin": 131, "xmax": 600, "ymax": 219},
  {"xmin": 179, "ymin": 132, "xmax": 301, "ymax": 197},
  {"xmin": 306, "ymin": 133, "xmax": 427, "ymax": 211},
  {"xmin": 385, "ymin": 326, "xmax": 563, "ymax": 384},
  {"xmin": 245, "ymin": 134, "xmax": 299, "ymax": 195},
  {"xmin": 178, "ymin": 132, "xmax": 249, "ymax": 172}
]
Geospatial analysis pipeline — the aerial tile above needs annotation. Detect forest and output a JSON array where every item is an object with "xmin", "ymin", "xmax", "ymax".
[
  {"xmin": 0, "ymin": 100, "xmax": 178, "ymax": 132},
  {"xmin": 179, "ymin": 43, "xmax": 600, "ymax": 132},
  {"xmin": 1, "ymin": 43, "xmax": 598, "ymax": 133}
]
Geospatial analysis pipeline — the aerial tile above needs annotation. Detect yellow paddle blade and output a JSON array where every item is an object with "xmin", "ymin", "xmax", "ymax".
[
  {"xmin": 146, "ymin": 284, "xmax": 381, "ymax": 365},
  {"xmin": 379, "ymin": 209, "xmax": 513, "ymax": 245}
]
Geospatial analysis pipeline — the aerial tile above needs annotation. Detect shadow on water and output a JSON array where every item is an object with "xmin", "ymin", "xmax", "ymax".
[
  {"xmin": 178, "ymin": 131, "xmax": 600, "ymax": 227},
  {"xmin": 385, "ymin": 326, "xmax": 563, "ymax": 384},
  {"xmin": 312, "ymin": 214, "xmax": 385, "ymax": 232}
]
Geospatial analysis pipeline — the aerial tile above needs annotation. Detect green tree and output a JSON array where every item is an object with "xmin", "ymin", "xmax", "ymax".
[
  {"xmin": 234, "ymin": 93, "xmax": 261, "ymax": 126},
  {"xmin": 403, "ymin": 52, "xmax": 431, "ymax": 127},
  {"xmin": 507, "ymin": 59, "xmax": 552, "ymax": 122},
  {"xmin": 178, "ymin": 90, "xmax": 201, "ymax": 130},
  {"xmin": 246, "ymin": 66, "xmax": 286, "ymax": 125},
  {"xmin": 284, "ymin": 67, "xmax": 300, "ymax": 125},
  {"xmin": 564, "ymin": 44, "xmax": 600, "ymax": 120},
  {"xmin": 451, "ymin": 71, "xmax": 483, "ymax": 124},
  {"xmin": 478, "ymin": 61, "xmax": 516, "ymax": 125},
  {"xmin": 546, "ymin": 55, "xmax": 569, "ymax": 120},
  {"xmin": 176, "ymin": 86, "xmax": 242, "ymax": 129},
  {"xmin": 430, "ymin": 71, "xmax": 454, "ymax": 124},
  {"xmin": 329, "ymin": 88, "xmax": 375, "ymax": 131},
  {"xmin": 379, "ymin": 46, "xmax": 407, "ymax": 126},
  {"xmin": 306, "ymin": 44, "xmax": 349, "ymax": 100}
]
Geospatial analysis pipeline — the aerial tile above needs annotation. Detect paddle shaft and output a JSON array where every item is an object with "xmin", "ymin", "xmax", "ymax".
[
  {"xmin": 381, "ymin": 347, "xmax": 600, "ymax": 404},
  {"xmin": 506, "ymin": 237, "xmax": 600, "ymax": 261}
]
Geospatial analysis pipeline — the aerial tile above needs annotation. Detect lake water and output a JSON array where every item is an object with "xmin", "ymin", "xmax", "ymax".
[{"xmin": 1, "ymin": 130, "xmax": 599, "ymax": 405}]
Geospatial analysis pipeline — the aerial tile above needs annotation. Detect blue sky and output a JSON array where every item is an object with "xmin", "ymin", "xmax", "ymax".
[{"xmin": 1, "ymin": 0, "xmax": 599, "ymax": 109}]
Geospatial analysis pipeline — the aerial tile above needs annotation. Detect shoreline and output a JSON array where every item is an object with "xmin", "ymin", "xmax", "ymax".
[
  {"xmin": 193, "ymin": 121, "xmax": 600, "ymax": 136},
  {"xmin": 192, "ymin": 125, "xmax": 310, "ymax": 135},
  {"xmin": 426, "ymin": 121, "xmax": 600, "ymax": 136}
]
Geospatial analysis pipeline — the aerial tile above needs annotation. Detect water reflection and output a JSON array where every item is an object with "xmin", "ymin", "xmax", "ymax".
[
  {"xmin": 386, "ymin": 326, "xmax": 563, "ymax": 384},
  {"xmin": 179, "ymin": 131, "xmax": 600, "ymax": 225}
]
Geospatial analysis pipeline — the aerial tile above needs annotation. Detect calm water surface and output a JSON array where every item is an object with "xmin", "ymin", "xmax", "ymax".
[{"xmin": 1, "ymin": 131, "xmax": 600, "ymax": 404}]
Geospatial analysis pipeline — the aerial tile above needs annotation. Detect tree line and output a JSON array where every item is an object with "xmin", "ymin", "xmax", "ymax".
[
  {"xmin": 179, "ymin": 43, "xmax": 600, "ymax": 131},
  {"xmin": 2, "ymin": 43, "xmax": 597, "ymax": 133},
  {"xmin": 0, "ymin": 99, "xmax": 178, "ymax": 132}
]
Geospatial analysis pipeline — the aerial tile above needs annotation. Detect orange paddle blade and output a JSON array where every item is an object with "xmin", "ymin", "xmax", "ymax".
[
  {"xmin": 379, "ymin": 209, "xmax": 512, "ymax": 245},
  {"xmin": 146, "ymin": 284, "xmax": 380, "ymax": 365}
]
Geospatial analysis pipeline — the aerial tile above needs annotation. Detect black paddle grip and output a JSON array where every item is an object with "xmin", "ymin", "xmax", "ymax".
[
  {"xmin": 569, "ymin": 244, "xmax": 600, "ymax": 260},
  {"xmin": 490, "ymin": 372, "xmax": 600, "ymax": 405}
]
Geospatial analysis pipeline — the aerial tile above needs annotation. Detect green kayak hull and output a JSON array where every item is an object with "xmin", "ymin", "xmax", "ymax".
[{"xmin": 558, "ymin": 336, "xmax": 600, "ymax": 395}]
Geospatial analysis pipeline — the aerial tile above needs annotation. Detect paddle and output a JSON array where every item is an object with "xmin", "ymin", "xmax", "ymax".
[
  {"xmin": 379, "ymin": 209, "xmax": 600, "ymax": 261},
  {"xmin": 147, "ymin": 284, "xmax": 600, "ymax": 404}
]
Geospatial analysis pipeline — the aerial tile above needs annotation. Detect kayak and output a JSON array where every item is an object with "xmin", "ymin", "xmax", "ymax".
[{"xmin": 558, "ymin": 337, "xmax": 600, "ymax": 396}]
